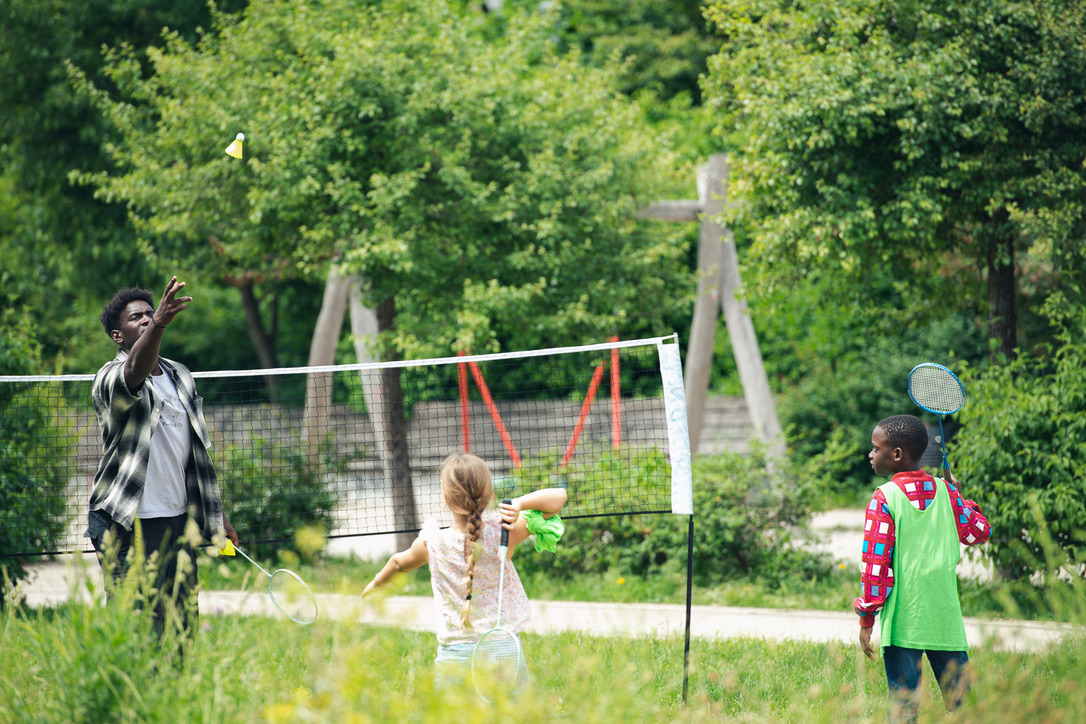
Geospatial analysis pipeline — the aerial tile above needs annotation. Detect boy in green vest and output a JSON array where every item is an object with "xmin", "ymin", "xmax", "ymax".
[{"xmin": 854, "ymin": 414, "xmax": 991, "ymax": 723}]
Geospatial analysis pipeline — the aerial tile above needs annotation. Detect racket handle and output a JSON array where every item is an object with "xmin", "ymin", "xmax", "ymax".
[{"xmin": 500, "ymin": 499, "xmax": 511, "ymax": 547}]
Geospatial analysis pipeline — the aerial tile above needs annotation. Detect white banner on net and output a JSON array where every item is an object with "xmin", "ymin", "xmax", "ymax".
[{"xmin": 657, "ymin": 338, "xmax": 693, "ymax": 515}]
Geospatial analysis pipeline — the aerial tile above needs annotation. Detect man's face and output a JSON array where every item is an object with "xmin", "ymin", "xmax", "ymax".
[
  {"xmin": 111, "ymin": 300, "xmax": 155, "ymax": 351},
  {"xmin": 868, "ymin": 425, "xmax": 901, "ymax": 477}
]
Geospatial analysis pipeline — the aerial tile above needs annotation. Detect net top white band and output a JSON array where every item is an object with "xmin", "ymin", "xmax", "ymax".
[{"xmin": 0, "ymin": 334, "xmax": 679, "ymax": 382}]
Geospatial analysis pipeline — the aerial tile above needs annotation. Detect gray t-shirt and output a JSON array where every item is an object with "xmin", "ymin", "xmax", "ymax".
[{"xmin": 138, "ymin": 371, "xmax": 191, "ymax": 519}]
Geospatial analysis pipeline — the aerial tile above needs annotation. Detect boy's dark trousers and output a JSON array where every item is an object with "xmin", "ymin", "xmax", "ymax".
[{"xmin": 883, "ymin": 645, "xmax": 970, "ymax": 723}]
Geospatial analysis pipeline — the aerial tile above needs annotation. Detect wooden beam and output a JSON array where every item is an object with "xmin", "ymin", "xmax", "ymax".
[
  {"xmin": 637, "ymin": 200, "xmax": 702, "ymax": 222},
  {"xmin": 643, "ymin": 155, "xmax": 784, "ymax": 459},
  {"xmin": 682, "ymin": 159, "xmax": 725, "ymax": 453},
  {"xmin": 718, "ymin": 224, "xmax": 785, "ymax": 458}
]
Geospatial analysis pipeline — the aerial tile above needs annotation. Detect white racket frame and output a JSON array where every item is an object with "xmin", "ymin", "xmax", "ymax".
[
  {"xmin": 232, "ymin": 543, "xmax": 318, "ymax": 625},
  {"xmin": 472, "ymin": 499, "xmax": 524, "ymax": 702}
]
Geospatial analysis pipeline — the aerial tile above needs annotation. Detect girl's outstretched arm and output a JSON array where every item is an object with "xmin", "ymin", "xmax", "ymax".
[
  {"xmin": 502, "ymin": 488, "xmax": 568, "ymax": 551},
  {"xmin": 361, "ymin": 535, "xmax": 428, "ymax": 598}
]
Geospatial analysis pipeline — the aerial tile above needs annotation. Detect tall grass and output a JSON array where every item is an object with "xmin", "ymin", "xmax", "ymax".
[
  {"xmin": 4, "ymin": 571, "xmax": 1085, "ymax": 723},
  {"xmin": 4, "ymin": 601, "xmax": 1084, "ymax": 723},
  {"xmin": 7, "ymin": 511, "xmax": 1085, "ymax": 723}
]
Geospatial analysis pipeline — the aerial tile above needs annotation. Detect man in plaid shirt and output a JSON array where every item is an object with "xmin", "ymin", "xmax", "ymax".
[
  {"xmin": 86, "ymin": 277, "xmax": 238, "ymax": 636},
  {"xmin": 854, "ymin": 414, "xmax": 990, "ymax": 723}
]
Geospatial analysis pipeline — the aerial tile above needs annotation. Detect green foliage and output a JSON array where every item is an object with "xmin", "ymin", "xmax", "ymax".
[
  {"xmin": 702, "ymin": 0, "xmax": 1086, "ymax": 350},
  {"xmin": 700, "ymin": 262, "xmax": 988, "ymax": 498},
  {"xmin": 513, "ymin": 449, "xmax": 829, "ymax": 587},
  {"xmin": 952, "ymin": 309, "xmax": 1086, "ymax": 580},
  {"xmin": 216, "ymin": 435, "xmax": 339, "ymax": 559},
  {"xmin": 545, "ymin": 0, "xmax": 718, "ymax": 104},
  {"xmin": 71, "ymin": 0, "xmax": 693, "ymax": 360},
  {"xmin": 0, "ymin": 306, "xmax": 41, "ymax": 375},
  {"xmin": 0, "ymin": 0, "xmax": 250, "ymax": 370},
  {"xmin": 0, "ymin": 308, "xmax": 69, "ymax": 608}
]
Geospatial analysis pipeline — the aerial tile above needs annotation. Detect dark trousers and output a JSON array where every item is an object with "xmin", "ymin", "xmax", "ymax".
[
  {"xmin": 89, "ymin": 513, "xmax": 199, "ymax": 637},
  {"xmin": 883, "ymin": 645, "xmax": 970, "ymax": 723}
]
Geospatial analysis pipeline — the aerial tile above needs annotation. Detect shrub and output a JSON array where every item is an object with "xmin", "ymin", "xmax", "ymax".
[
  {"xmin": 779, "ymin": 311, "xmax": 985, "ymax": 499},
  {"xmin": 512, "ymin": 446, "xmax": 830, "ymax": 587},
  {"xmin": 0, "ymin": 308, "xmax": 69, "ymax": 609},
  {"xmin": 216, "ymin": 435, "xmax": 340, "ymax": 560},
  {"xmin": 952, "ymin": 310, "xmax": 1086, "ymax": 580}
]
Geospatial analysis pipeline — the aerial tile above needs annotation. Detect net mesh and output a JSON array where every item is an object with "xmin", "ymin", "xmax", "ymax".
[
  {"xmin": 269, "ymin": 569, "xmax": 318, "ymax": 624},
  {"xmin": 908, "ymin": 364, "xmax": 965, "ymax": 415},
  {"xmin": 1, "ymin": 338, "xmax": 681, "ymax": 557},
  {"xmin": 472, "ymin": 627, "xmax": 523, "ymax": 698}
]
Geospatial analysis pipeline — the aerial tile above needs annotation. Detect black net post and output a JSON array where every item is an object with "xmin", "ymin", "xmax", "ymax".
[{"xmin": 681, "ymin": 513, "xmax": 694, "ymax": 704}]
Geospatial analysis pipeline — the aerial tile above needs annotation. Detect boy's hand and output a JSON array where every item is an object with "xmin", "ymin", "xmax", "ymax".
[{"xmin": 859, "ymin": 627, "xmax": 877, "ymax": 660}]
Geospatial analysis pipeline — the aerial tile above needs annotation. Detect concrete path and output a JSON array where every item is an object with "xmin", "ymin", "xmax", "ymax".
[{"xmin": 16, "ymin": 551, "xmax": 1075, "ymax": 653}]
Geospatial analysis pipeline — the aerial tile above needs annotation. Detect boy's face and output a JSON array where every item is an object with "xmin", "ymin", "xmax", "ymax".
[{"xmin": 869, "ymin": 425, "xmax": 903, "ymax": 476}]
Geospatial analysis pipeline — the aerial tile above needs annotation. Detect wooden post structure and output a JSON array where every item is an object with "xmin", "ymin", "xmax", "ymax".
[{"xmin": 638, "ymin": 154, "xmax": 784, "ymax": 458}]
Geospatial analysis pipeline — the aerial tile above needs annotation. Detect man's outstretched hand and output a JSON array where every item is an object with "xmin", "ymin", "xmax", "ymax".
[{"xmin": 153, "ymin": 276, "xmax": 194, "ymax": 328}]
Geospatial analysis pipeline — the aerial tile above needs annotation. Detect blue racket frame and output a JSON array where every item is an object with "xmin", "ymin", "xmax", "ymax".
[{"xmin": 907, "ymin": 362, "xmax": 965, "ymax": 473}]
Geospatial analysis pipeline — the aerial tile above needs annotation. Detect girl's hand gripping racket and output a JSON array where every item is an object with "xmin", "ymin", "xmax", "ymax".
[
  {"xmin": 472, "ymin": 499, "xmax": 524, "ymax": 702},
  {"xmin": 907, "ymin": 362, "xmax": 965, "ymax": 475},
  {"xmin": 221, "ymin": 540, "xmax": 318, "ymax": 625}
]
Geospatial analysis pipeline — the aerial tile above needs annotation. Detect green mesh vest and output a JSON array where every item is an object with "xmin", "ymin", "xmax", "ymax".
[{"xmin": 878, "ymin": 477, "xmax": 969, "ymax": 651}]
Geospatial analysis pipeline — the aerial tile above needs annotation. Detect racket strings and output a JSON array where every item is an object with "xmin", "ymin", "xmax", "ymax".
[
  {"xmin": 269, "ymin": 569, "xmax": 318, "ymax": 625},
  {"xmin": 474, "ymin": 628, "xmax": 522, "ymax": 690},
  {"xmin": 909, "ymin": 367, "xmax": 965, "ymax": 414}
]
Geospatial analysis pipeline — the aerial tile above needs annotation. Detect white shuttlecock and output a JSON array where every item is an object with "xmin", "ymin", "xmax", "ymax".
[{"xmin": 225, "ymin": 133, "xmax": 244, "ymax": 159}]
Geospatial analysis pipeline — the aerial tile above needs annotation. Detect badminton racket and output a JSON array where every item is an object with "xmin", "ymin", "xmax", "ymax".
[
  {"xmin": 907, "ymin": 362, "xmax": 965, "ymax": 475},
  {"xmin": 472, "ymin": 499, "xmax": 523, "ymax": 702},
  {"xmin": 224, "ymin": 541, "xmax": 318, "ymax": 625}
]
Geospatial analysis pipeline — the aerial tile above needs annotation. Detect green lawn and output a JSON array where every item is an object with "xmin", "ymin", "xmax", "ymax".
[{"xmin": 3, "ymin": 598, "xmax": 1083, "ymax": 723}]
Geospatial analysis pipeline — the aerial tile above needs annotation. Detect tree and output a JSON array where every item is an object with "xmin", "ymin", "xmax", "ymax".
[
  {"xmin": 702, "ymin": 0, "xmax": 1086, "ymax": 361},
  {"xmin": 72, "ymin": 0, "xmax": 692, "ymax": 542},
  {"xmin": 0, "ymin": 0, "xmax": 252, "ymax": 372}
]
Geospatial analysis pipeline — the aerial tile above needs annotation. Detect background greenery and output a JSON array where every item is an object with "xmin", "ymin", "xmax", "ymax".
[{"xmin": 3, "ymin": 0, "xmax": 1086, "ymax": 626}]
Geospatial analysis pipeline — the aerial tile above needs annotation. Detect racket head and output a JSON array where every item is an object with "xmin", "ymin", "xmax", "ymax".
[
  {"xmin": 908, "ymin": 363, "xmax": 965, "ymax": 415},
  {"xmin": 268, "ymin": 568, "xmax": 318, "ymax": 625},
  {"xmin": 472, "ymin": 626, "xmax": 523, "ymax": 702}
]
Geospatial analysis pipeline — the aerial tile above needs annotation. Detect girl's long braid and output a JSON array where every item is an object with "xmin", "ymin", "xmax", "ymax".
[
  {"xmin": 460, "ymin": 503, "xmax": 485, "ymax": 627},
  {"xmin": 439, "ymin": 454, "xmax": 494, "ymax": 629}
]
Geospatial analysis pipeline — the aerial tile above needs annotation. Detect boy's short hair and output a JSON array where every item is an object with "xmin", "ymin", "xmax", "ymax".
[
  {"xmin": 877, "ymin": 414, "xmax": 930, "ymax": 461},
  {"xmin": 100, "ymin": 287, "xmax": 153, "ymax": 336}
]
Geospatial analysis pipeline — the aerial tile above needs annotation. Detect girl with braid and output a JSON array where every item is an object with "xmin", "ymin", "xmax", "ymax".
[{"xmin": 362, "ymin": 453, "xmax": 567, "ymax": 689}]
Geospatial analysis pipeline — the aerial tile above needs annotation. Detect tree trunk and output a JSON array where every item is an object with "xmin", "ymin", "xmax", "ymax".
[
  {"xmin": 348, "ymin": 282, "xmax": 417, "ymax": 550},
  {"xmin": 373, "ymin": 297, "xmax": 417, "ymax": 550},
  {"xmin": 302, "ymin": 266, "xmax": 351, "ymax": 455},
  {"xmin": 987, "ymin": 211, "xmax": 1017, "ymax": 362},
  {"xmin": 237, "ymin": 280, "xmax": 279, "ymax": 369}
]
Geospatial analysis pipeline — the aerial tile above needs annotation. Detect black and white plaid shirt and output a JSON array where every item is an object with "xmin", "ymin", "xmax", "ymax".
[{"xmin": 87, "ymin": 350, "xmax": 224, "ymax": 541}]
